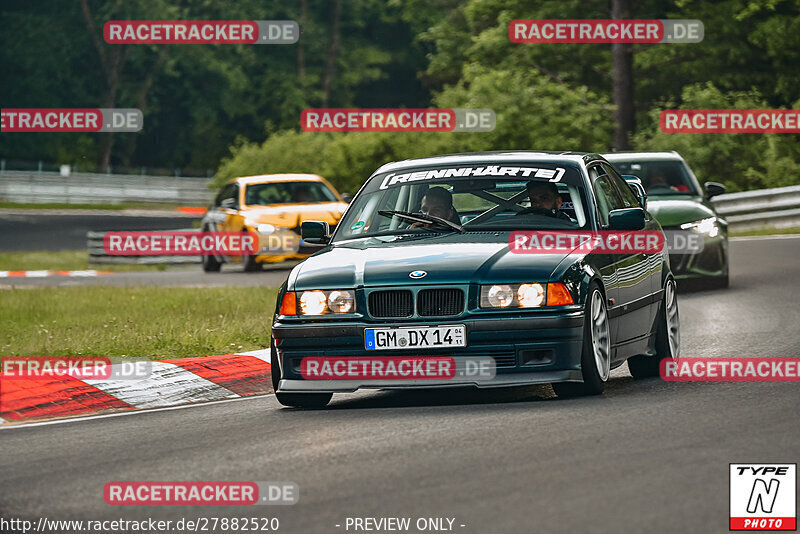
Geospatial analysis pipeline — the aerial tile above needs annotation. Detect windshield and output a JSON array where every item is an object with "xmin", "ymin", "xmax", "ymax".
[
  {"xmin": 244, "ymin": 181, "xmax": 338, "ymax": 205},
  {"xmin": 334, "ymin": 163, "xmax": 590, "ymax": 242},
  {"xmin": 608, "ymin": 160, "xmax": 700, "ymax": 196}
]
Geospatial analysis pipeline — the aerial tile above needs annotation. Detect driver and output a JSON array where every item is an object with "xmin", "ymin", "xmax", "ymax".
[
  {"xmin": 520, "ymin": 181, "xmax": 574, "ymax": 221},
  {"xmin": 410, "ymin": 186, "xmax": 460, "ymax": 227}
]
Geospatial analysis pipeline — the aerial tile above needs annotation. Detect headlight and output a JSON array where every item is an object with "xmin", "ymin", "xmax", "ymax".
[
  {"xmin": 680, "ymin": 217, "xmax": 719, "ymax": 237},
  {"xmin": 480, "ymin": 283, "xmax": 573, "ymax": 309},
  {"xmin": 486, "ymin": 284, "xmax": 514, "ymax": 308},
  {"xmin": 287, "ymin": 289, "xmax": 357, "ymax": 316},
  {"xmin": 256, "ymin": 223, "xmax": 277, "ymax": 234},
  {"xmin": 517, "ymin": 283, "xmax": 545, "ymax": 307}
]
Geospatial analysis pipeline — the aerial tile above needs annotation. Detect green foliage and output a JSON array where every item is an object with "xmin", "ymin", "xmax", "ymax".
[
  {"xmin": 214, "ymin": 66, "xmax": 613, "ymax": 194},
  {"xmin": 633, "ymin": 83, "xmax": 800, "ymax": 192}
]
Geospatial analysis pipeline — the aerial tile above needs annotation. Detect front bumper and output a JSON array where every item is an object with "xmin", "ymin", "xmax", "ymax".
[
  {"xmin": 667, "ymin": 231, "xmax": 728, "ymax": 279},
  {"xmin": 272, "ymin": 312, "xmax": 585, "ymax": 393}
]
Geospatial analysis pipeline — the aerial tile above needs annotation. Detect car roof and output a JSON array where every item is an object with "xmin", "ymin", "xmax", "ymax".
[
  {"xmin": 372, "ymin": 151, "xmax": 605, "ymax": 175},
  {"xmin": 230, "ymin": 173, "xmax": 325, "ymax": 186},
  {"xmin": 601, "ymin": 151, "xmax": 683, "ymax": 162}
]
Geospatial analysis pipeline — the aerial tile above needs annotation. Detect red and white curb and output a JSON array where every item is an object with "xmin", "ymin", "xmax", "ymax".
[
  {"xmin": 0, "ymin": 270, "xmax": 113, "ymax": 278},
  {"xmin": 0, "ymin": 350, "xmax": 271, "ymax": 424}
]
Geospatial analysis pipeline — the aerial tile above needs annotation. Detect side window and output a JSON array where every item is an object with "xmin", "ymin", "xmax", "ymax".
[
  {"xmin": 603, "ymin": 163, "xmax": 641, "ymax": 209},
  {"xmin": 590, "ymin": 165, "xmax": 624, "ymax": 227},
  {"xmin": 215, "ymin": 184, "xmax": 238, "ymax": 208}
]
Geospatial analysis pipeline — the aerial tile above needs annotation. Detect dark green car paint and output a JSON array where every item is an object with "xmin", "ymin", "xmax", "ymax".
[
  {"xmin": 604, "ymin": 152, "xmax": 730, "ymax": 283},
  {"xmin": 271, "ymin": 151, "xmax": 675, "ymax": 393}
]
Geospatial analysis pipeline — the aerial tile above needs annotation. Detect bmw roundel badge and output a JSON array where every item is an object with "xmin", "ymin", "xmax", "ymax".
[{"xmin": 409, "ymin": 270, "xmax": 427, "ymax": 279}]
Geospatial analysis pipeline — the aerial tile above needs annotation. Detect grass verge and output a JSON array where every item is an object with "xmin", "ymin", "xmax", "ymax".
[
  {"xmin": 0, "ymin": 251, "xmax": 171, "ymax": 272},
  {"xmin": 730, "ymin": 226, "xmax": 800, "ymax": 237},
  {"xmin": 0, "ymin": 286, "xmax": 278, "ymax": 359}
]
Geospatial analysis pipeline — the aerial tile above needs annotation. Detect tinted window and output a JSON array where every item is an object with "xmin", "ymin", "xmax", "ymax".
[
  {"xmin": 609, "ymin": 160, "xmax": 698, "ymax": 195},
  {"xmin": 590, "ymin": 165, "xmax": 624, "ymax": 226},
  {"xmin": 244, "ymin": 181, "xmax": 338, "ymax": 205},
  {"xmin": 603, "ymin": 163, "xmax": 641, "ymax": 208},
  {"xmin": 215, "ymin": 184, "xmax": 238, "ymax": 207}
]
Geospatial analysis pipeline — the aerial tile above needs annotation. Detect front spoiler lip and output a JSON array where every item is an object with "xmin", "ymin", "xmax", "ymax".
[
  {"xmin": 273, "ymin": 311, "xmax": 584, "ymax": 339},
  {"xmin": 278, "ymin": 370, "xmax": 583, "ymax": 393}
]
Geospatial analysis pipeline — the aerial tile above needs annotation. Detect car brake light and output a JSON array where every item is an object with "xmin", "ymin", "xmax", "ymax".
[
  {"xmin": 280, "ymin": 292, "xmax": 297, "ymax": 315},
  {"xmin": 546, "ymin": 283, "xmax": 574, "ymax": 306}
]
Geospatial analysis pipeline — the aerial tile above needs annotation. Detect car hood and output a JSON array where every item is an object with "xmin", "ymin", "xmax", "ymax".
[
  {"xmin": 243, "ymin": 202, "xmax": 347, "ymax": 228},
  {"xmin": 291, "ymin": 234, "xmax": 577, "ymax": 289},
  {"xmin": 646, "ymin": 197, "xmax": 716, "ymax": 227}
]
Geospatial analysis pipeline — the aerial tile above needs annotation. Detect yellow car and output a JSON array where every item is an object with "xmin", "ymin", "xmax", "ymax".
[{"xmin": 201, "ymin": 173, "xmax": 348, "ymax": 272}]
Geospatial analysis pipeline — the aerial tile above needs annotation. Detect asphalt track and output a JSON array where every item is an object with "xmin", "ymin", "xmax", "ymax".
[
  {"xmin": 1, "ymin": 236, "xmax": 799, "ymax": 534},
  {"xmin": 0, "ymin": 209, "xmax": 199, "ymax": 251}
]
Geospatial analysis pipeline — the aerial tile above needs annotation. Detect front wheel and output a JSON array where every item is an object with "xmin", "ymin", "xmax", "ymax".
[
  {"xmin": 553, "ymin": 283, "xmax": 610, "ymax": 397},
  {"xmin": 628, "ymin": 278, "xmax": 680, "ymax": 378},
  {"xmin": 201, "ymin": 253, "xmax": 221, "ymax": 272},
  {"xmin": 271, "ymin": 337, "xmax": 332, "ymax": 408},
  {"xmin": 243, "ymin": 254, "xmax": 263, "ymax": 272}
]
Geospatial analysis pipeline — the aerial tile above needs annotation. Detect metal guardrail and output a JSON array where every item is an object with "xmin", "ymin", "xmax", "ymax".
[
  {"xmin": 87, "ymin": 230, "xmax": 201, "ymax": 265},
  {"xmin": 0, "ymin": 170, "xmax": 213, "ymax": 205},
  {"xmin": 712, "ymin": 185, "xmax": 800, "ymax": 231}
]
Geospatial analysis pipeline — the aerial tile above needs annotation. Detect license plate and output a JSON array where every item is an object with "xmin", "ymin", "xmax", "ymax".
[{"xmin": 364, "ymin": 325, "xmax": 466, "ymax": 351}]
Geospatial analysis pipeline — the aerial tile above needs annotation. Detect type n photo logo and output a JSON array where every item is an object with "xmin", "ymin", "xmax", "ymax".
[{"xmin": 730, "ymin": 464, "xmax": 796, "ymax": 531}]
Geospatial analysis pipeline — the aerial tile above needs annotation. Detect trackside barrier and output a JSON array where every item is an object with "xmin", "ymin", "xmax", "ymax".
[
  {"xmin": 0, "ymin": 170, "xmax": 213, "ymax": 205},
  {"xmin": 712, "ymin": 185, "xmax": 800, "ymax": 232}
]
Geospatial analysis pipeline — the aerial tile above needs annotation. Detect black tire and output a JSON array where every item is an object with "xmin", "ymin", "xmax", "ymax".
[
  {"xmin": 270, "ymin": 336, "xmax": 281, "ymax": 391},
  {"xmin": 201, "ymin": 253, "xmax": 221, "ymax": 272},
  {"xmin": 553, "ymin": 282, "xmax": 610, "ymax": 398},
  {"xmin": 271, "ymin": 337, "xmax": 332, "ymax": 408},
  {"xmin": 628, "ymin": 278, "xmax": 680, "ymax": 379},
  {"xmin": 243, "ymin": 254, "xmax": 262, "ymax": 272},
  {"xmin": 708, "ymin": 272, "xmax": 729, "ymax": 289}
]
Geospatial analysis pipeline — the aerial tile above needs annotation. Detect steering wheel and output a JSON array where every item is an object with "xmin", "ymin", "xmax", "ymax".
[{"xmin": 515, "ymin": 206, "xmax": 557, "ymax": 218}]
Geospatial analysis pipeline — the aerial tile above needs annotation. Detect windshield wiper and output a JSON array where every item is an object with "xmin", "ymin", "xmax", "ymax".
[{"xmin": 377, "ymin": 210, "xmax": 464, "ymax": 233}]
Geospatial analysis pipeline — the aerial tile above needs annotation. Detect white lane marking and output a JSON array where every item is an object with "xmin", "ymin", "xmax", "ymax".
[
  {"xmin": 235, "ymin": 349, "xmax": 272, "ymax": 363},
  {"xmin": 731, "ymin": 234, "xmax": 800, "ymax": 242},
  {"xmin": 0, "ymin": 394, "xmax": 273, "ymax": 430},
  {"xmin": 85, "ymin": 361, "xmax": 238, "ymax": 408}
]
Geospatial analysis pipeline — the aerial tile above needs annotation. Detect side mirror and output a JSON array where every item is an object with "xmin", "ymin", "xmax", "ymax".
[
  {"xmin": 622, "ymin": 175, "xmax": 647, "ymax": 209},
  {"xmin": 704, "ymin": 181, "xmax": 726, "ymax": 199},
  {"xmin": 301, "ymin": 220, "xmax": 330, "ymax": 244},
  {"xmin": 220, "ymin": 197, "xmax": 237, "ymax": 209},
  {"xmin": 608, "ymin": 207, "xmax": 646, "ymax": 231},
  {"xmin": 341, "ymin": 193, "xmax": 353, "ymax": 203}
]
